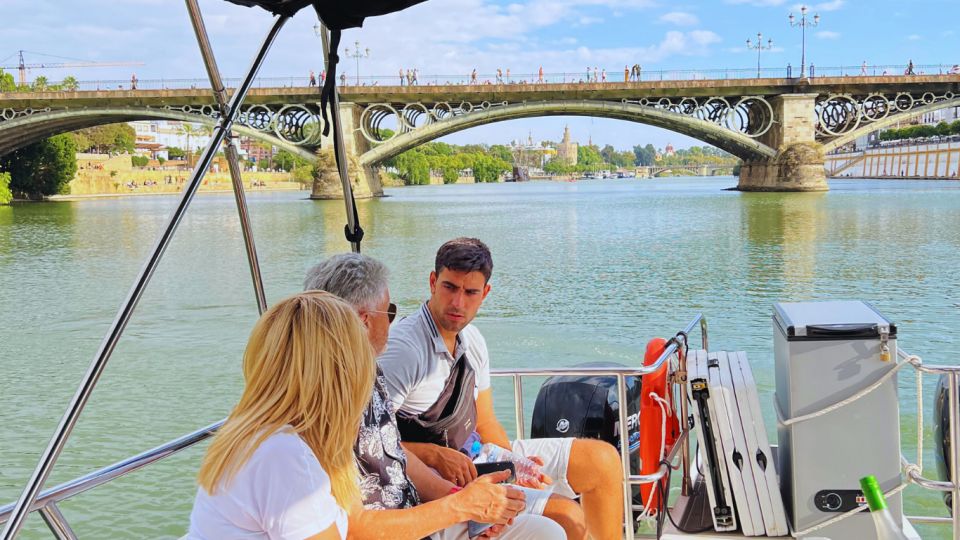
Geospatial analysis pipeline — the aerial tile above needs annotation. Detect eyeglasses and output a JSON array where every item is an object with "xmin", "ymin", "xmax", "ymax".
[{"xmin": 366, "ymin": 302, "xmax": 397, "ymax": 323}]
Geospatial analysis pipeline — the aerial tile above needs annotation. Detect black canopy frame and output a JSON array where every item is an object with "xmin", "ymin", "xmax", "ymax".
[{"xmin": 0, "ymin": 1, "xmax": 424, "ymax": 537}]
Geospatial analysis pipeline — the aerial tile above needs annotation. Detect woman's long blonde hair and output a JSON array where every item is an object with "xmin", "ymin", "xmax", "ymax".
[{"xmin": 197, "ymin": 290, "xmax": 375, "ymax": 508}]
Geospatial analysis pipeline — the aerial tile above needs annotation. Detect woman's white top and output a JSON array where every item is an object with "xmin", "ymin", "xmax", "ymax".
[{"xmin": 186, "ymin": 428, "xmax": 348, "ymax": 540}]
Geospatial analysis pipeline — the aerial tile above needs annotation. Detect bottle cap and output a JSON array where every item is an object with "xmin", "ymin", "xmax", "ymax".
[
  {"xmin": 859, "ymin": 475, "xmax": 887, "ymax": 511},
  {"xmin": 471, "ymin": 441, "xmax": 482, "ymax": 454}
]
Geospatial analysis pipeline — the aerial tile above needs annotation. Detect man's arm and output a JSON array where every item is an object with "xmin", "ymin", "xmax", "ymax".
[
  {"xmin": 347, "ymin": 471, "xmax": 525, "ymax": 540},
  {"xmin": 476, "ymin": 388, "xmax": 511, "ymax": 449},
  {"xmin": 403, "ymin": 441, "xmax": 478, "ymax": 487},
  {"xmin": 402, "ymin": 444, "xmax": 458, "ymax": 501}
]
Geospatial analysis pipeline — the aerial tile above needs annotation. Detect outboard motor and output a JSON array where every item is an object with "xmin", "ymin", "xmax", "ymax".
[
  {"xmin": 531, "ymin": 362, "xmax": 642, "ymax": 505},
  {"xmin": 935, "ymin": 374, "xmax": 954, "ymax": 511}
]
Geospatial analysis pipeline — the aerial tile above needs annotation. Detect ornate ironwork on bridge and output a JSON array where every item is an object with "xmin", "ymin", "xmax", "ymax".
[
  {"xmin": 357, "ymin": 96, "xmax": 778, "ymax": 143},
  {"xmin": 815, "ymin": 91, "xmax": 960, "ymax": 140},
  {"xmin": 0, "ymin": 103, "xmax": 326, "ymax": 148}
]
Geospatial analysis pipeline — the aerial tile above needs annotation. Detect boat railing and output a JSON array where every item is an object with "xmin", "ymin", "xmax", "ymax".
[
  {"xmin": 489, "ymin": 313, "xmax": 707, "ymax": 540},
  {"xmin": 4, "ymin": 314, "xmax": 960, "ymax": 539},
  {"xmin": 0, "ymin": 421, "xmax": 223, "ymax": 538}
]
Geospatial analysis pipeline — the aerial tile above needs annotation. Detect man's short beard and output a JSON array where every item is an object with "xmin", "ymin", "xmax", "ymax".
[{"xmin": 437, "ymin": 318, "xmax": 467, "ymax": 334}]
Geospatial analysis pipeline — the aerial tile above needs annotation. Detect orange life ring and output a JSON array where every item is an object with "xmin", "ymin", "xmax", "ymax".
[{"xmin": 637, "ymin": 337, "xmax": 680, "ymax": 515}]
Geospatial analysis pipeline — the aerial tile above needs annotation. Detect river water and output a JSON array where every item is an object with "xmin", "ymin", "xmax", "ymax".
[{"xmin": 2, "ymin": 177, "xmax": 959, "ymax": 538}]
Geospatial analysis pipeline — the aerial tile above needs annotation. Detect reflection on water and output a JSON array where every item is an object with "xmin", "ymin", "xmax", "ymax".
[
  {"xmin": 2, "ymin": 178, "xmax": 960, "ymax": 538},
  {"xmin": 742, "ymin": 192, "xmax": 826, "ymax": 299}
]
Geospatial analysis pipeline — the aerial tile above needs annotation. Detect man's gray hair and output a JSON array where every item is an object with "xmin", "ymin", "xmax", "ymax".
[{"xmin": 303, "ymin": 253, "xmax": 389, "ymax": 312}]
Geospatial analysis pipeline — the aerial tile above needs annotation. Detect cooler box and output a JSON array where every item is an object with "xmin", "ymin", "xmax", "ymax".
[{"xmin": 773, "ymin": 301, "xmax": 902, "ymax": 538}]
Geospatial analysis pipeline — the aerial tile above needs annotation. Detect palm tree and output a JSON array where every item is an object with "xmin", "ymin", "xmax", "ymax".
[
  {"xmin": 32, "ymin": 76, "xmax": 48, "ymax": 92},
  {"xmin": 61, "ymin": 76, "xmax": 79, "ymax": 91},
  {"xmin": 179, "ymin": 123, "xmax": 212, "ymax": 165}
]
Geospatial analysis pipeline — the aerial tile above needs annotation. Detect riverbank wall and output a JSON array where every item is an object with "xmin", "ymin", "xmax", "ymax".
[
  {"xmin": 69, "ymin": 169, "xmax": 305, "ymax": 196},
  {"xmin": 826, "ymin": 141, "xmax": 960, "ymax": 179}
]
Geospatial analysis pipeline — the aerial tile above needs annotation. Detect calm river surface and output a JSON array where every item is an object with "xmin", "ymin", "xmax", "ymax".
[{"xmin": 2, "ymin": 177, "xmax": 960, "ymax": 538}]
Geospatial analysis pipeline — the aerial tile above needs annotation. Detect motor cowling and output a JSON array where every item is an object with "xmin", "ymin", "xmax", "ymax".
[{"xmin": 530, "ymin": 361, "xmax": 643, "ymax": 500}]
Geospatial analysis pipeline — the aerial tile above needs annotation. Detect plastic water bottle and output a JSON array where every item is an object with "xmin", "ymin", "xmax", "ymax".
[
  {"xmin": 474, "ymin": 443, "xmax": 541, "ymax": 485},
  {"xmin": 859, "ymin": 475, "xmax": 908, "ymax": 540}
]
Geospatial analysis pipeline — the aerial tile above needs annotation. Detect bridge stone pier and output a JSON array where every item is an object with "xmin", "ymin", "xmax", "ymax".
[
  {"xmin": 738, "ymin": 93, "xmax": 827, "ymax": 191},
  {"xmin": 1, "ymin": 75, "xmax": 959, "ymax": 196},
  {"xmin": 308, "ymin": 103, "xmax": 382, "ymax": 200}
]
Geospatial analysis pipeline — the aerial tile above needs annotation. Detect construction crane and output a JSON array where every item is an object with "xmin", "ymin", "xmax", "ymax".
[{"xmin": 1, "ymin": 50, "xmax": 143, "ymax": 87}]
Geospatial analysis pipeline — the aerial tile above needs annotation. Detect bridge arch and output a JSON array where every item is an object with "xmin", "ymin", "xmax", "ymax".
[
  {"xmin": 822, "ymin": 96, "xmax": 960, "ymax": 153},
  {"xmin": 358, "ymin": 100, "xmax": 777, "ymax": 167},
  {"xmin": 0, "ymin": 108, "xmax": 318, "ymax": 162}
]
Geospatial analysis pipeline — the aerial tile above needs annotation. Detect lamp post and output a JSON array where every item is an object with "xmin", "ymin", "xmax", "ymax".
[
  {"xmin": 746, "ymin": 32, "xmax": 773, "ymax": 78},
  {"xmin": 343, "ymin": 40, "xmax": 370, "ymax": 86},
  {"xmin": 789, "ymin": 6, "xmax": 819, "ymax": 79}
]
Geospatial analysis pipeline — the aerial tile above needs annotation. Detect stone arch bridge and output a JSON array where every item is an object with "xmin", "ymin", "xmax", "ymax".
[
  {"xmin": 1, "ymin": 75, "xmax": 958, "ymax": 195},
  {"xmin": 635, "ymin": 164, "xmax": 735, "ymax": 178}
]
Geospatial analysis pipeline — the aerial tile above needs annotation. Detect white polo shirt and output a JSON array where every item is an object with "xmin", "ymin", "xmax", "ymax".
[{"xmin": 378, "ymin": 303, "xmax": 491, "ymax": 415}]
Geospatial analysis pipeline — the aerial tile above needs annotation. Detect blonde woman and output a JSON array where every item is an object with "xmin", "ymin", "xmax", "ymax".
[{"xmin": 186, "ymin": 291, "xmax": 373, "ymax": 539}]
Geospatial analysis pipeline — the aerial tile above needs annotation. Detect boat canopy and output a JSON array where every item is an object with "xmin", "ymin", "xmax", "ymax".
[{"xmin": 223, "ymin": 0, "xmax": 428, "ymax": 29}]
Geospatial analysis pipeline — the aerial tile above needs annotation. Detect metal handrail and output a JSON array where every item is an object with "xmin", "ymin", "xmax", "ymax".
[
  {"xmin": 0, "ymin": 421, "xmax": 222, "ymax": 524},
  {"xmin": 16, "ymin": 63, "xmax": 958, "ymax": 91}
]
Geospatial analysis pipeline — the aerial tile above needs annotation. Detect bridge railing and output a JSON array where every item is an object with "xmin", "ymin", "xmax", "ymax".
[{"xmin": 27, "ymin": 64, "xmax": 960, "ymax": 92}]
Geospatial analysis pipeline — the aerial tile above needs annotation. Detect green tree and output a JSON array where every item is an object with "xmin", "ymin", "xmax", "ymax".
[
  {"xmin": 471, "ymin": 153, "xmax": 510, "ymax": 182},
  {"xmin": 395, "ymin": 150, "xmax": 430, "ymax": 185},
  {"xmin": 167, "ymin": 147, "xmax": 185, "ymax": 160},
  {"xmin": 0, "ymin": 134, "xmax": 78, "ymax": 197},
  {"xmin": 599, "ymin": 144, "xmax": 617, "ymax": 164},
  {"xmin": 61, "ymin": 76, "xmax": 79, "ymax": 91},
  {"xmin": 73, "ymin": 124, "xmax": 136, "ymax": 154},
  {"xmin": 543, "ymin": 158, "xmax": 575, "ymax": 175},
  {"xmin": 633, "ymin": 144, "xmax": 655, "ymax": 166},
  {"xmin": 131, "ymin": 155, "xmax": 150, "ymax": 167},
  {"xmin": 179, "ymin": 123, "xmax": 212, "ymax": 163},
  {"xmin": 0, "ymin": 69, "xmax": 15, "ymax": 92},
  {"xmin": 576, "ymin": 145, "xmax": 602, "ymax": 171},
  {"xmin": 0, "ymin": 171, "xmax": 12, "ymax": 204},
  {"xmin": 32, "ymin": 76, "xmax": 49, "ymax": 91},
  {"xmin": 488, "ymin": 144, "xmax": 514, "ymax": 164},
  {"xmin": 273, "ymin": 150, "xmax": 307, "ymax": 172}
]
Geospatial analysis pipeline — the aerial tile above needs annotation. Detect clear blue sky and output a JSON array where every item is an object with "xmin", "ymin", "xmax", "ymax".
[{"xmin": 2, "ymin": 0, "xmax": 957, "ymax": 150}]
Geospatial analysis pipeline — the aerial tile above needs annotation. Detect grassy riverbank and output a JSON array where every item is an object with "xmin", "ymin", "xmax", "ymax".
[{"xmin": 58, "ymin": 168, "xmax": 307, "ymax": 199}]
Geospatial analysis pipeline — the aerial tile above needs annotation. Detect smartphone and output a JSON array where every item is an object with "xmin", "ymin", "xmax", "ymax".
[
  {"xmin": 475, "ymin": 461, "xmax": 516, "ymax": 483},
  {"xmin": 469, "ymin": 462, "xmax": 518, "ymax": 538}
]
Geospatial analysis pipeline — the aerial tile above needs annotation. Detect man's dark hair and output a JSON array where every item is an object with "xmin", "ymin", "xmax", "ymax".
[{"xmin": 435, "ymin": 237, "xmax": 493, "ymax": 282}]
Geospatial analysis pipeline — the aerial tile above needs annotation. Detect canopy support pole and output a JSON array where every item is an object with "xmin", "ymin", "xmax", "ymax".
[
  {"xmin": 315, "ymin": 15, "xmax": 363, "ymax": 253},
  {"xmin": 186, "ymin": 0, "xmax": 268, "ymax": 314},
  {"xmin": 0, "ymin": 12, "xmax": 286, "ymax": 540}
]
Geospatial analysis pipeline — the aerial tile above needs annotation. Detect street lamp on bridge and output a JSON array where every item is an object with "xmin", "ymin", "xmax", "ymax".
[
  {"xmin": 789, "ymin": 6, "xmax": 819, "ymax": 79},
  {"xmin": 343, "ymin": 41, "xmax": 370, "ymax": 86},
  {"xmin": 746, "ymin": 32, "xmax": 773, "ymax": 78}
]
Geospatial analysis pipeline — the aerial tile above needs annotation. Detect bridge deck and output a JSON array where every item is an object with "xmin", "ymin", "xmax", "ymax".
[{"xmin": 1, "ymin": 75, "xmax": 958, "ymax": 108}]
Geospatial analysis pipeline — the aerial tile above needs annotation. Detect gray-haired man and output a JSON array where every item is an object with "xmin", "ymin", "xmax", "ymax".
[{"xmin": 304, "ymin": 253, "xmax": 564, "ymax": 540}]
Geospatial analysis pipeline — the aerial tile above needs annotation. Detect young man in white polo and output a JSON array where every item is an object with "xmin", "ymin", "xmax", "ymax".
[{"xmin": 379, "ymin": 238, "xmax": 624, "ymax": 540}]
